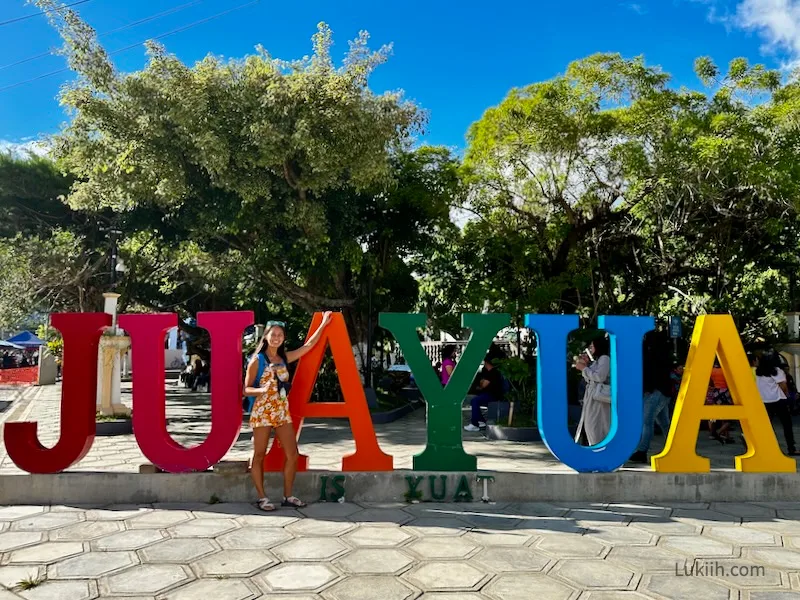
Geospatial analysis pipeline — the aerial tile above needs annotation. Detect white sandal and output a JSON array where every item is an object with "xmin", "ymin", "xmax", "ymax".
[
  {"xmin": 281, "ymin": 496, "xmax": 306, "ymax": 508},
  {"xmin": 255, "ymin": 497, "xmax": 275, "ymax": 511}
]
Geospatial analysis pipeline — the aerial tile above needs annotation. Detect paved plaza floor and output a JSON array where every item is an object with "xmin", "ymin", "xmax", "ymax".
[
  {"xmin": 3, "ymin": 384, "xmax": 800, "ymax": 597},
  {"xmin": 1, "ymin": 383, "xmax": 797, "ymax": 475},
  {"xmin": 1, "ymin": 500, "xmax": 800, "ymax": 599}
]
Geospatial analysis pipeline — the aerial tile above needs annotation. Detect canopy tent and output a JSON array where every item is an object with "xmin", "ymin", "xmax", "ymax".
[
  {"xmin": 0, "ymin": 340, "xmax": 23, "ymax": 350},
  {"xmin": 6, "ymin": 331, "xmax": 45, "ymax": 348}
]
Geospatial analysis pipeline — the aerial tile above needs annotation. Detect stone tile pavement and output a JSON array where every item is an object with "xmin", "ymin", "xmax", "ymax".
[
  {"xmin": 1, "ymin": 500, "xmax": 800, "ymax": 599},
  {"xmin": 1, "ymin": 383, "xmax": 799, "ymax": 476}
]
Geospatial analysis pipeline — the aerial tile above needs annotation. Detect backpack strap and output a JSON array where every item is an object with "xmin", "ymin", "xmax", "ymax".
[{"xmin": 244, "ymin": 354, "xmax": 267, "ymax": 412}]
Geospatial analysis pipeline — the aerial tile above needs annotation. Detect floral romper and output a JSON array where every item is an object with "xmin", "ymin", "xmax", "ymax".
[{"xmin": 249, "ymin": 359, "xmax": 292, "ymax": 429}]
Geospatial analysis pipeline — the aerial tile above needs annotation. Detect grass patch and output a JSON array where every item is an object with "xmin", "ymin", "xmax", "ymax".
[
  {"xmin": 96, "ymin": 412, "xmax": 131, "ymax": 422},
  {"xmin": 209, "ymin": 494, "xmax": 221, "ymax": 505},
  {"xmin": 15, "ymin": 575, "xmax": 45, "ymax": 591}
]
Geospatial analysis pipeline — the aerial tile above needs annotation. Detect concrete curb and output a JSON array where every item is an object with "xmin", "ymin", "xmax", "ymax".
[{"xmin": 1, "ymin": 470, "xmax": 799, "ymax": 505}]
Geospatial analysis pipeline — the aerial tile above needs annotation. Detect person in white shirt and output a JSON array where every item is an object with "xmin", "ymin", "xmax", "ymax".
[{"xmin": 756, "ymin": 352, "xmax": 798, "ymax": 456}]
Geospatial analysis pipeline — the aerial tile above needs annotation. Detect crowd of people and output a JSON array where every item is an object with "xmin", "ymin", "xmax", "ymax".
[
  {"xmin": 432, "ymin": 331, "xmax": 799, "ymax": 463},
  {"xmin": 0, "ymin": 350, "xmax": 37, "ymax": 369}
]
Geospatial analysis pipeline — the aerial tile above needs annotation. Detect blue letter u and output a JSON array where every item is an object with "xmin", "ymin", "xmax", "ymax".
[{"xmin": 526, "ymin": 314, "xmax": 654, "ymax": 473}]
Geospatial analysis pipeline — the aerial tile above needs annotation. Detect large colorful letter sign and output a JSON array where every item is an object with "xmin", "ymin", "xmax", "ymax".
[
  {"xmin": 264, "ymin": 312, "xmax": 392, "ymax": 472},
  {"xmin": 652, "ymin": 314, "xmax": 796, "ymax": 473},
  {"xmin": 4, "ymin": 312, "xmax": 110, "ymax": 474},
  {"xmin": 527, "ymin": 314, "xmax": 655, "ymax": 473},
  {"xmin": 118, "ymin": 311, "xmax": 253, "ymax": 473},
  {"xmin": 380, "ymin": 312, "xmax": 511, "ymax": 471}
]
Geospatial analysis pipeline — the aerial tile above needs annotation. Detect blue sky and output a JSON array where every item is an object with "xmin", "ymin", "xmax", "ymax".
[{"xmin": 0, "ymin": 0, "xmax": 797, "ymax": 153}]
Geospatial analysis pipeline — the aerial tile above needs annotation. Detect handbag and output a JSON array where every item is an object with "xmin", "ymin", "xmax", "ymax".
[{"xmin": 595, "ymin": 381, "xmax": 612, "ymax": 403}]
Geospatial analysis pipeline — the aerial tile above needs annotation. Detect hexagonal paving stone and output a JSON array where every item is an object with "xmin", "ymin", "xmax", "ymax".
[
  {"xmin": 273, "ymin": 537, "xmax": 350, "ymax": 562},
  {"xmin": 51, "ymin": 521, "xmax": 122, "ymax": 541},
  {"xmin": 748, "ymin": 593, "xmax": 800, "ymax": 600},
  {"xmin": 193, "ymin": 549, "xmax": 276, "ymax": 577},
  {"xmin": 607, "ymin": 546, "xmax": 687, "ymax": 572},
  {"xmin": 94, "ymin": 529, "xmax": 164, "ymax": 551},
  {"xmin": 10, "ymin": 513, "xmax": 81, "ymax": 531},
  {"xmin": 459, "ymin": 513, "xmax": 522, "ymax": 531},
  {"xmin": 672, "ymin": 509, "xmax": 741, "ymax": 525},
  {"xmin": 660, "ymin": 535, "xmax": 735, "ymax": 558},
  {"xmin": 216, "ymin": 527, "xmax": 291, "ymax": 550},
  {"xmin": 235, "ymin": 513, "xmax": 300, "ymax": 528},
  {"xmin": 160, "ymin": 578, "xmax": 258, "ymax": 600},
  {"xmin": 167, "ymin": 519, "xmax": 238, "ymax": 538},
  {"xmin": 126, "ymin": 511, "xmax": 193, "ymax": 529},
  {"xmin": 403, "ymin": 561, "xmax": 487, "ymax": 592},
  {"xmin": 0, "ymin": 565, "xmax": 42, "ymax": 589},
  {"xmin": 629, "ymin": 519, "xmax": 700, "ymax": 536},
  {"xmin": 104, "ymin": 564, "xmax": 191, "ymax": 595},
  {"xmin": 51, "ymin": 551, "xmax": 136, "ymax": 578},
  {"xmin": 535, "ymin": 533, "xmax": 607, "ymax": 557},
  {"xmin": 743, "ymin": 519, "xmax": 800, "ymax": 535},
  {"xmin": 483, "ymin": 573, "xmax": 576, "ymax": 600},
  {"xmin": 343, "ymin": 526, "xmax": 414, "ymax": 548},
  {"xmin": 348, "ymin": 509, "xmax": 413, "ymax": 526},
  {"xmin": 258, "ymin": 563, "xmax": 339, "ymax": 592},
  {"xmin": 406, "ymin": 536, "xmax": 479, "ymax": 560},
  {"xmin": 472, "ymin": 547, "xmax": 550, "ymax": 573},
  {"xmin": 465, "ymin": 530, "xmax": 532, "ymax": 547},
  {"xmin": 140, "ymin": 538, "xmax": 217, "ymax": 563},
  {"xmin": 300, "ymin": 503, "xmax": 363, "ymax": 519},
  {"xmin": 8, "ymin": 542, "xmax": 84, "ymax": 564},
  {"xmin": 750, "ymin": 547, "xmax": 800, "ymax": 570},
  {"xmin": 644, "ymin": 573, "xmax": 731, "ymax": 600},
  {"xmin": 503, "ymin": 502, "xmax": 569, "ymax": 518},
  {"xmin": 553, "ymin": 559, "xmax": 636, "ymax": 590},
  {"xmin": 0, "ymin": 506, "xmax": 45, "ymax": 521},
  {"xmin": 585, "ymin": 526, "xmax": 654, "ymax": 546},
  {"xmin": 403, "ymin": 517, "xmax": 470, "ymax": 537},
  {"xmin": 697, "ymin": 558, "xmax": 783, "ymax": 588},
  {"xmin": 515, "ymin": 517, "xmax": 587, "ymax": 536},
  {"xmin": 322, "ymin": 575, "xmax": 417, "ymax": 600},
  {"xmin": 706, "ymin": 527, "xmax": 778, "ymax": 546},
  {"xmin": 85, "ymin": 506, "xmax": 152, "ymax": 521},
  {"xmin": 16, "ymin": 580, "xmax": 95, "ymax": 600},
  {"xmin": 0, "ymin": 532, "xmax": 43, "ymax": 552},
  {"xmin": 711, "ymin": 503, "xmax": 776, "ymax": 518},
  {"xmin": 334, "ymin": 549, "xmax": 413, "ymax": 575},
  {"xmin": 286, "ymin": 519, "xmax": 355, "ymax": 537},
  {"xmin": 566, "ymin": 509, "xmax": 628, "ymax": 524}
]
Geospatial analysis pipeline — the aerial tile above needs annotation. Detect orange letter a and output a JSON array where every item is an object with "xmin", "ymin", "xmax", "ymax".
[
  {"xmin": 652, "ymin": 314, "xmax": 796, "ymax": 473},
  {"xmin": 264, "ymin": 312, "xmax": 393, "ymax": 472}
]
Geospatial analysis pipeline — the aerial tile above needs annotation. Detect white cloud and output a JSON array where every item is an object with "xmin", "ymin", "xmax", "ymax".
[
  {"xmin": 733, "ymin": 0, "xmax": 800, "ymax": 67},
  {"xmin": 625, "ymin": 3, "xmax": 647, "ymax": 15},
  {"xmin": 0, "ymin": 140, "xmax": 50, "ymax": 158}
]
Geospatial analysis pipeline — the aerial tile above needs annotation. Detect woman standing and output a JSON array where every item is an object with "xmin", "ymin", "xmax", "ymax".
[
  {"xmin": 574, "ymin": 336, "xmax": 612, "ymax": 446},
  {"xmin": 243, "ymin": 312, "xmax": 333, "ymax": 511},
  {"xmin": 756, "ymin": 352, "xmax": 798, "ymax": 456}
]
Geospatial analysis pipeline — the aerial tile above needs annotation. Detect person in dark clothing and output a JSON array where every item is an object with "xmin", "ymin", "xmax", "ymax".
[
  {"xmin": 630, "ymin": 330, "xmax": 673, "ymax": 464},
  {"xmin": 464, "ymin": 352, "xmax": 504, "ymax": 432},
  {"xmin": 756, "ymin": 352, "xmax": 798, "ymax": 455}
]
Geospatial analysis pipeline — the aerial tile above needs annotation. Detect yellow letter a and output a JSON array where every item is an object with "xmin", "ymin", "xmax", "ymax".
[{"xmin": 652, "ymin": 314, "xmax": 796, "ymax": 473}]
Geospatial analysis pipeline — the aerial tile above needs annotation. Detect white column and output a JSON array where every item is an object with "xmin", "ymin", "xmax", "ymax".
[{"xmin": 167, "ymin": 327, "xmax": 178, "ymax": 350}]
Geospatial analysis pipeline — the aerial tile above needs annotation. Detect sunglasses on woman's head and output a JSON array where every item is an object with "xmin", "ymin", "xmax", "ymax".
[{"xmin": 266, "ymin": 320, "xmax": 286, "ymax": 328}]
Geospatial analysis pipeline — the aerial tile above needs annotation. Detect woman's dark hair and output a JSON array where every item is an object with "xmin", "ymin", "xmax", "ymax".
[
  {"xmin": 756, "ymin": 352, "xmax": 780, "ymax": 378},
  {"xmin": 590, "ymin": 335, "xmax": 610, "ymax": 358},
  {"xmin": 442, "ymin": 345, "xmax": 457, "ymax": 361},
  {"xmin": 256, "ymin": 324, "xmax": 288, "ymax": 364}
]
